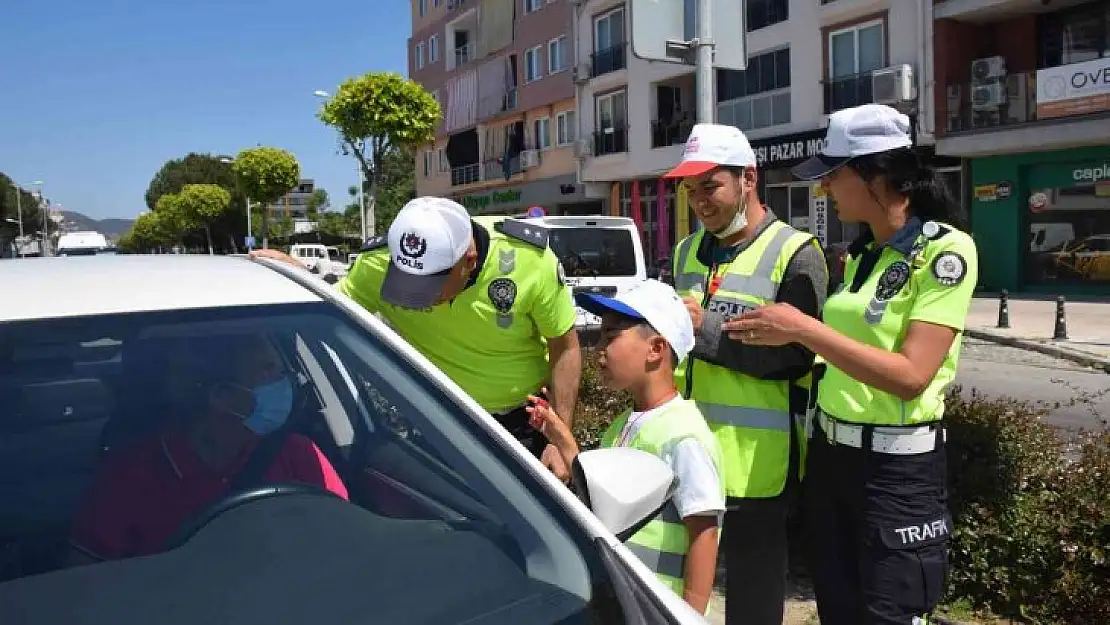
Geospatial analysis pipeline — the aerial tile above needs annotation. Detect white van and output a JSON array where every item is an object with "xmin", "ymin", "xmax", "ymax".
[
  {"xmin": 289, "ymin": 243, "xmax": 349, "ymax": 283},
  {"xmin": 473, "ymin": 215, "xmax": 647, "ymax": 333}
]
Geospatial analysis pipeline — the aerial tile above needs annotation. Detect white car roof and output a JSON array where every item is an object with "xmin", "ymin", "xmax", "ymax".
[{"xmin": 0, "ymin": 254, "xmax": 321, "ymax": 322}]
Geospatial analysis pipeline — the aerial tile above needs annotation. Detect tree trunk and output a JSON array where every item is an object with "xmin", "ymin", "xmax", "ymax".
[{"xmin": 204, "ymin": 225, "xmax": 214, "ymax": 255}]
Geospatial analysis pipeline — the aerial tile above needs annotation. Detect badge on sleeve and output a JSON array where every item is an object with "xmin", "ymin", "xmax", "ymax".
[
  {"xmin": 875, "ymin": 260, "xmax": 911, "ymax": 301},
  {"xmin": 931, "ymin": 252, "xmax": 967, "ymax": 287}
]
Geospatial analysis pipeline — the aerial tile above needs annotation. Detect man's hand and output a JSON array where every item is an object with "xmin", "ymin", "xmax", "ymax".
[
  {"xmin": 249, "ymin": 248, "xmax": 305, "ymax": 269},
  {"xmin": 541, "ymin": 444, "xmax": 570, "ymax": 483},
  {"xmin": 683, "ymin": 296, "xmax": 705, "ymax": 331}
]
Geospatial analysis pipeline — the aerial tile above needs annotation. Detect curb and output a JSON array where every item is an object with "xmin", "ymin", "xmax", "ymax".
[{"xmin": 966, "ymin": 328, "xmax": 1110, "ymax": 374}]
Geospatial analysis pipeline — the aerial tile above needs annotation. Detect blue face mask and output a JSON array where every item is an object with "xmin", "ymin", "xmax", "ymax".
[{"xmin": 241, "ymin": 377, "xmax": 294, "ymax": 436}]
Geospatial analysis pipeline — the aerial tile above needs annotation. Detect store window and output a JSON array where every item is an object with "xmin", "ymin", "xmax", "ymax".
[{"xmin": 1025, "ymin": 181, "xmax": 1110, "ymax": 286}]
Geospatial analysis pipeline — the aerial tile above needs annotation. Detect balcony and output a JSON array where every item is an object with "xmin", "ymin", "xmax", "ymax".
[
  {"xmin": 591, "ymin": 44, "xmax": 627, "ymax": 78},
  {"xmin": 938, "ymin": 68, "xmax": 1110, "ymax": 157},
  {"xmin": 477, "ymin": 88, "xmax": 518, "ymax": 121},
  {"xmin": 455, "ymin": 42, "xmax": 476, "ymax": 68},
  {"xmin": 483, "ymin": 155, "xmax": 523, "ymax": 181},
  {"xmin": 593, "ymin": 126, "xmax": 629, "ymax": 156},
  {"xmin": 451, "ymin": 163, "xmax": 481, "ymax": 187},
  {"xmin": 824, "ymin": 71, "xmax": 874, "ymax": 114},
  {"xmin": 651, "ymin": 119, "xmax": 693, "ymax": 149},
  {"xmin": 934, "ymin": 0, "xmax": 1050, "ymax": 23}
]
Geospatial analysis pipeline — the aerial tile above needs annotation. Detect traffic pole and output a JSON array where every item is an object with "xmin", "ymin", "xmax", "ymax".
[
  {"xmin": 694, "ymin": 0, "xmax": 714, "ymax": 123},
  {"xmin": 1053, "ymin": 295, "xmax": 1068, "ymax": 340},
  {"xmin": 996, "ymin": 289, "xmax": 1010, "ymax": 329}
]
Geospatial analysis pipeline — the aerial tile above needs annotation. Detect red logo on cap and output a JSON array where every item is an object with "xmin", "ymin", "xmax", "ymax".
[
  {"xmin": 400, "ymin": 232, "xmax": 427, "ymax": 258},
  {"xmin": 684, "ymin": 136, "xmax": 700, "ymax": 155}
]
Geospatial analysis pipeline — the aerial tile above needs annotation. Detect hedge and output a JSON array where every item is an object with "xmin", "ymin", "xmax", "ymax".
[{"xmin": 571, "ymin": 351, "xmax": 1109, "ymax": 625}]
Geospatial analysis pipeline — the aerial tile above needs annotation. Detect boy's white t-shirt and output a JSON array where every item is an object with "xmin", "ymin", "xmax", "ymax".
[{"xmin": 615, "ymin": 395, "xmax": 725, "ymax": 523}]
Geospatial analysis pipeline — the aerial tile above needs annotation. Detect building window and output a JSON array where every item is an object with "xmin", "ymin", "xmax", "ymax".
[
  {"xmin": 1025, "ymin": 179, "xmax": 1110, "ymax": 286},
  {"xmin": 524, "ymin": 0, "xmax": 543, "ymax": 12},
  {"xmin": 533, "ymin": 117, "xmax": 551, "ymax": 149},
  {"xmin": 525, "ymin": 45, "xmax": 542, "ymax": 82},
  {"xmin": 438, "ymin": 149, "xmax": 449, "ymax": 173},
  {"xmin": 415, "ymin": 42, "xmax": 425, "ymax": 70},
  {"xmin": 1038, "ymin": 2, "xmax": 1110, "ymax": 68},
  {"xmin": 422, "ymin": 150, "xmax": 434, "ymax": 177},
  {"xmin": 828, "ymin": 20, "xmax": 885, "ymax": 80},
  {"xmin": 717, "ymin": 48, "xmax": 791, "ymax": 131},
  {"xmin": 556, "ymin": 110, "xmax": 576, "ymax": 146},
  {"xmin": 747, "ymin": 0, "xmax": 788, "ymax": 32},
  {"xmin": 593, "ymin": 7, "xmax": 626, "ymax": 76},
  {"xmin": 428, "ymin": 35, "xmax": 439, "ymax": 63},
  {"xmin": 548, "ymin": 36, "xmax": 568, "ymax": 73},
  {"xmin": 595, "ymin": 90, "xmax": 628, "ymax": 155},
  {"xmin": 418, "ymin": 0, "xmax": 428, "ymax": 17}
]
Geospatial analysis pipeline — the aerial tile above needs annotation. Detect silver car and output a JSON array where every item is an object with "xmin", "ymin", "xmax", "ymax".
[{"xmin": 0, "ymin": 254, "xmax": 706, "ymax": 625}]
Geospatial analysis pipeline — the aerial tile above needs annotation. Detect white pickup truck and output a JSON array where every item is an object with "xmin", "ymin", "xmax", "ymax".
[{"xmin": 289, "ymin": 243, "xmax": 349, "ymax": 284}]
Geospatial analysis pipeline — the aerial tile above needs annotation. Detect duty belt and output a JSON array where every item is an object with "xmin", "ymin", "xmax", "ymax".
[{"xmin": 815, "ymin": 410, "xmax": 944, "ymax": 455}]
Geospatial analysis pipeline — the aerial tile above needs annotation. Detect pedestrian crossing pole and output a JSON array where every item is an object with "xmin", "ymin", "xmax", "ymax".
[{"xmin": 694, "ymin": 0, "xmax": 714, "ymax": 123}]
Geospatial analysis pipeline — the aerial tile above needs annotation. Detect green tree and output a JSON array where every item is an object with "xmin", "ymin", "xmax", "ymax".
[
  {"xmin": 144, "ymin": 153, "xmax": 244, "ymax": 252},
  {"xmin": 317, "ymin": 72, "xmax": 439, "ymax": 238},
  {"xmin": 120, "ymin": 210, "xmax": 174, "ymax": 253},
  {"xmin": 374, "ymin": 146, "xmax": 417, "ymax": 233},
  {"xmin": 154, "ymin": 193, "xmax": 189, "ymax": 248},
  {"xmin": 176, "ymin": 184, "xmax": 231, "ymax": 255},
  {"xmin": 306, "ymin": 188, "xmax": 329, "ymax": 218},
  {"xmin": 230, "ymin": 147, "xmax": 301, "ymax": 248},
  {"xmin": 0, "ymin": 173, "xmax": 53, "ymax": 251}
]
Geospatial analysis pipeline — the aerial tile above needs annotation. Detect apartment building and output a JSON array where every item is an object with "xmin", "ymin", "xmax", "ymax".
[
  {"xmin": 573, "ymin": 0, "xmax": 953, "ymax": 262},
  {"xmin": 934, "ymin": 0, "xmax": 1110, "ymax": 295},
  {"xmin": 409, "ymin": 0, "xmax": 604, "ymax": 216}
]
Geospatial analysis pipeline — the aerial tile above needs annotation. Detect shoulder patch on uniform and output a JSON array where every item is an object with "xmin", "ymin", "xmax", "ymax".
[
  {"xmin": 358, "ymin": 235, "xmax": 388, "ymax": 253},
  {"xmin": 922, "ymin": 221, "xmax": 952, "ymax": 241},
  {"xmin": 931, "ymin": 251, "xmax": 967, "ymax": 287},
  {"xmin": 495, "ymin": 218, "xmax": 549, "ymax": 249}
]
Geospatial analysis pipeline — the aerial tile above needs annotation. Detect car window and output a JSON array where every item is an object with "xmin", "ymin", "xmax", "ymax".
[
  {"xmin": 549, "ymin": 228, "xmax": 638, "ymax": 278},
  {"xmin": 0, "ymin": 302, "xmax": 626, "ymax": 622}
]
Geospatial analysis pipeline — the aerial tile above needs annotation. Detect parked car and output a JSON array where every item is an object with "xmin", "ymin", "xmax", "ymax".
[{"xmin": 0, "ymin": 254, "xmax": 706, "ymax": 625}]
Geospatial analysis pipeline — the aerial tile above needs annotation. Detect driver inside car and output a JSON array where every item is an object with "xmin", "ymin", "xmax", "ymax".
[{"xmin": 68, "ymin": 333, "xmax": 349, "ymax": 564}]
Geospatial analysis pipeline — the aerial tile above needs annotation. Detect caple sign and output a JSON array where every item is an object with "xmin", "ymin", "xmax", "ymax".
[{"xmin": 1072, "ymin": 164, "xmax": 1110, "ymax": 183}]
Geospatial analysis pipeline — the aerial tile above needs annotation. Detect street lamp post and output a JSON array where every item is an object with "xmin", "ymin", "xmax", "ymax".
[
  {"xmin": 314, "ymin": 89, "xmax": 368, "ymax": 242},
  {"xmin": 220, "ymin": 157, "xmax": 255, "ymax": 251}
]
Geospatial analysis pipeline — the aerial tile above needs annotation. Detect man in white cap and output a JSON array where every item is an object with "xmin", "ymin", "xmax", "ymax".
[
  {"xmin": 251, "ymin": 196, "xmax": 581, "ymax": 480},
  {"xmin": 662, "ymin": 123, "xmax": 828, "ymax": 625}
]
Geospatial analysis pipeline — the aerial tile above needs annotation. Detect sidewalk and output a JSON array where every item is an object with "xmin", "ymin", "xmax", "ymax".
[{"xmin": 966, "ymin": 295, "xmax": 1110, "ymax": 372}]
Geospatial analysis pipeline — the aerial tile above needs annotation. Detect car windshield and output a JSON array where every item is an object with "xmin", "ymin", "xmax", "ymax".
[
  {"xmin": 548, "ymin": 228, "xmax": 638, "ymax": 278},
  {"xmin": 0, "ymin": 302, "xmax": 622, "ymax": 624}
]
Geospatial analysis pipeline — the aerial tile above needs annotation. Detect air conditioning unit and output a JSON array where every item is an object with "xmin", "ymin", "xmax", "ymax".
[
  {"xmin": 971, "ymin": 56, "xmax": 1007, "ymax": 82},
  {"xmin": 573, "ymin": 138, "xmax": 592, "ymax": 158},
  {"xmin": 572, "ymin": 63, "xmax": 591, "ymax": 84},
  {"xmin": 520, "ymin": 149, "xmax": 541, "ymax": 169},
  {"xmin": 971, "ymin": 81, "xmax": 1006, "ymax": 109},
  {"xmin": 871, "ymin": 64, "xmax": 915, "ymax": 104}
]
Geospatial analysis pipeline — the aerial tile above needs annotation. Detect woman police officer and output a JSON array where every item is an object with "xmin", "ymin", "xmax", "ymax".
[{"xmin": 722, "ymin": 104, "xmax": 978, "ymax": 625}]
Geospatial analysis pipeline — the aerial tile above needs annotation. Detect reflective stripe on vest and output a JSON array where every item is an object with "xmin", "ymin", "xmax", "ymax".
[
  {"xmin": 672, "ymin": 221, "xmax": 815, "ymax": 499},
  {"xmin": 599, "ymin": 400, "xmax": 725, "ymax": 596}
]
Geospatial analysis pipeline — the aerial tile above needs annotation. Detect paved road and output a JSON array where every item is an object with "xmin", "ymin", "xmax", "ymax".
[{"xmin": 957, "ymin": 337, "xmax": 1110, "ymax": 431}]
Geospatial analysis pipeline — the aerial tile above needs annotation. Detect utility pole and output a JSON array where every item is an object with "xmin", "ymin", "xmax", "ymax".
[{"xmin": 694, "ymin": 0, "xmax": 714, "ymax": 123}]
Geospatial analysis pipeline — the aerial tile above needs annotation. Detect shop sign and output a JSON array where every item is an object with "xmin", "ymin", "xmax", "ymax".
[
  {"xmin": 810, "ymin": 184, "xmax": 828, "ymax": 247},
  {"xmin": 1071, "ymin": 163, "xmax": 1110, "ymax": 183},
  {"xmin": 750, "ymin": 129, "xmax": 828, "ymax": 169},
  {"xmin": 1037, "ymin": 57, "xmax": 1110, "ymax": 120},
  {"xmin": 459, "ymin": 188, "xmax": 523, "ymax": 212},
  {"xmin": 1029, "ymin": 192, "xmax": 1049, "ymax": 212},
  {"xmin": 974, "ymin": 184, "xmax": 1001, "ymax": 202},
  {"xmin": 996, "ymin": 181, "xmax": 1012, "ymax": 199}
]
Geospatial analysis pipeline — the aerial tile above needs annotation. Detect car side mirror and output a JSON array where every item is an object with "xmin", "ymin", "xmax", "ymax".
[{"xmin": 571, "ymin": 448, "xmax": 677, "ymax": 541}]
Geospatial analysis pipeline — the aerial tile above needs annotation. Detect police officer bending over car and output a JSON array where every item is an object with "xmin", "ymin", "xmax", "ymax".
[{"xmin": 252, "ymin": 197, "xmax": 582, "ymax": 481}]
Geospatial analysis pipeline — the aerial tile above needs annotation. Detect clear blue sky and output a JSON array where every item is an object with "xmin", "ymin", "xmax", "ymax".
[{"xmin": 0, "ymin": 0, "xmax": 410, "ymax": 220}]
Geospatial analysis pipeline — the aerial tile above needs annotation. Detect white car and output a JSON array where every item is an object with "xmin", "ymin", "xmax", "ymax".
[{"xmin": 0, "ymin": 254, "xmax": 706, "ymax": 625}]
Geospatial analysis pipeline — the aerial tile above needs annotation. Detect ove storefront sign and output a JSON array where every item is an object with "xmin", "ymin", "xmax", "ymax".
[{"xmin": 1037, "ymin": 58, "xmax": 1110, "ymax": 120}]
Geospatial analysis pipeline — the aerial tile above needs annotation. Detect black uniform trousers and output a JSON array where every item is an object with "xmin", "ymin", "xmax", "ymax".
[
  {"xmin": 805, "ymin": 418, "xmax": 951, "ymax": 625},
  {"xmin": 721, "ymin": 492, "xmax": 793, "ymax": 625},
  {"xmin": 491, "ymin": 390, "xmax": 549, "ymax": 459}
]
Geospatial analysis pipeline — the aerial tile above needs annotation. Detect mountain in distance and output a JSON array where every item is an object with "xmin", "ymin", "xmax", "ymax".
[{"xmin": 57, "ymin": 211, "xmax": 134, "ymax": 240}]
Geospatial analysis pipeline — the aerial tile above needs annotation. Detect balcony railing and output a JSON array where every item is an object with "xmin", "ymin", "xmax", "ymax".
[
  {"xmin": 591, "ymin": 44, "xmax": 627, "ymax": 77},
  {"xmin": 450, "ymin": 163, "xmax": 481, "ymax": 186},
  {"xmin": 593, "ymin": 126, "xmax": 629, "ymax": 156},
  {"xmin": 454, "ymin": 42, "xmax": 476, "ymax": 68},
  {"xmin": 650, "ymin": 119, "xmax": 693, "ymax": 149},
  {"xmin": 824, "ymin": 70, "xmax": 874, "ymax": 114},
  {"xmin": 943, "ymin": 71, "xmax": 1064, "ymax": 134},
  {"xmin": 483, "ymin": 155, "xmax": 522, "ymax": 181}
]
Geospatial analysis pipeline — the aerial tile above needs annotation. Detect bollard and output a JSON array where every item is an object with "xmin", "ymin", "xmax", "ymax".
[
  {"xmin": 997, "ymin": 289, "xmax": 1011, "ymax": 328},
  {"xmin": 1053, "ymin": 295, "xmax": 1068, "ymax": 340}
]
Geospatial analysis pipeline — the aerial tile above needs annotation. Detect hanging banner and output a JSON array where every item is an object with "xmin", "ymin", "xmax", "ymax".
[{"xmin": 676, "ymin": 184, "xmax": 690, "ymax": 238}]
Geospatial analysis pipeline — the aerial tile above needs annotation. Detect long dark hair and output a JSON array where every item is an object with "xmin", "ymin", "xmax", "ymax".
[{"xmin": 847, "ymin": 148, "xmax": 967, "ymax": 231}]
